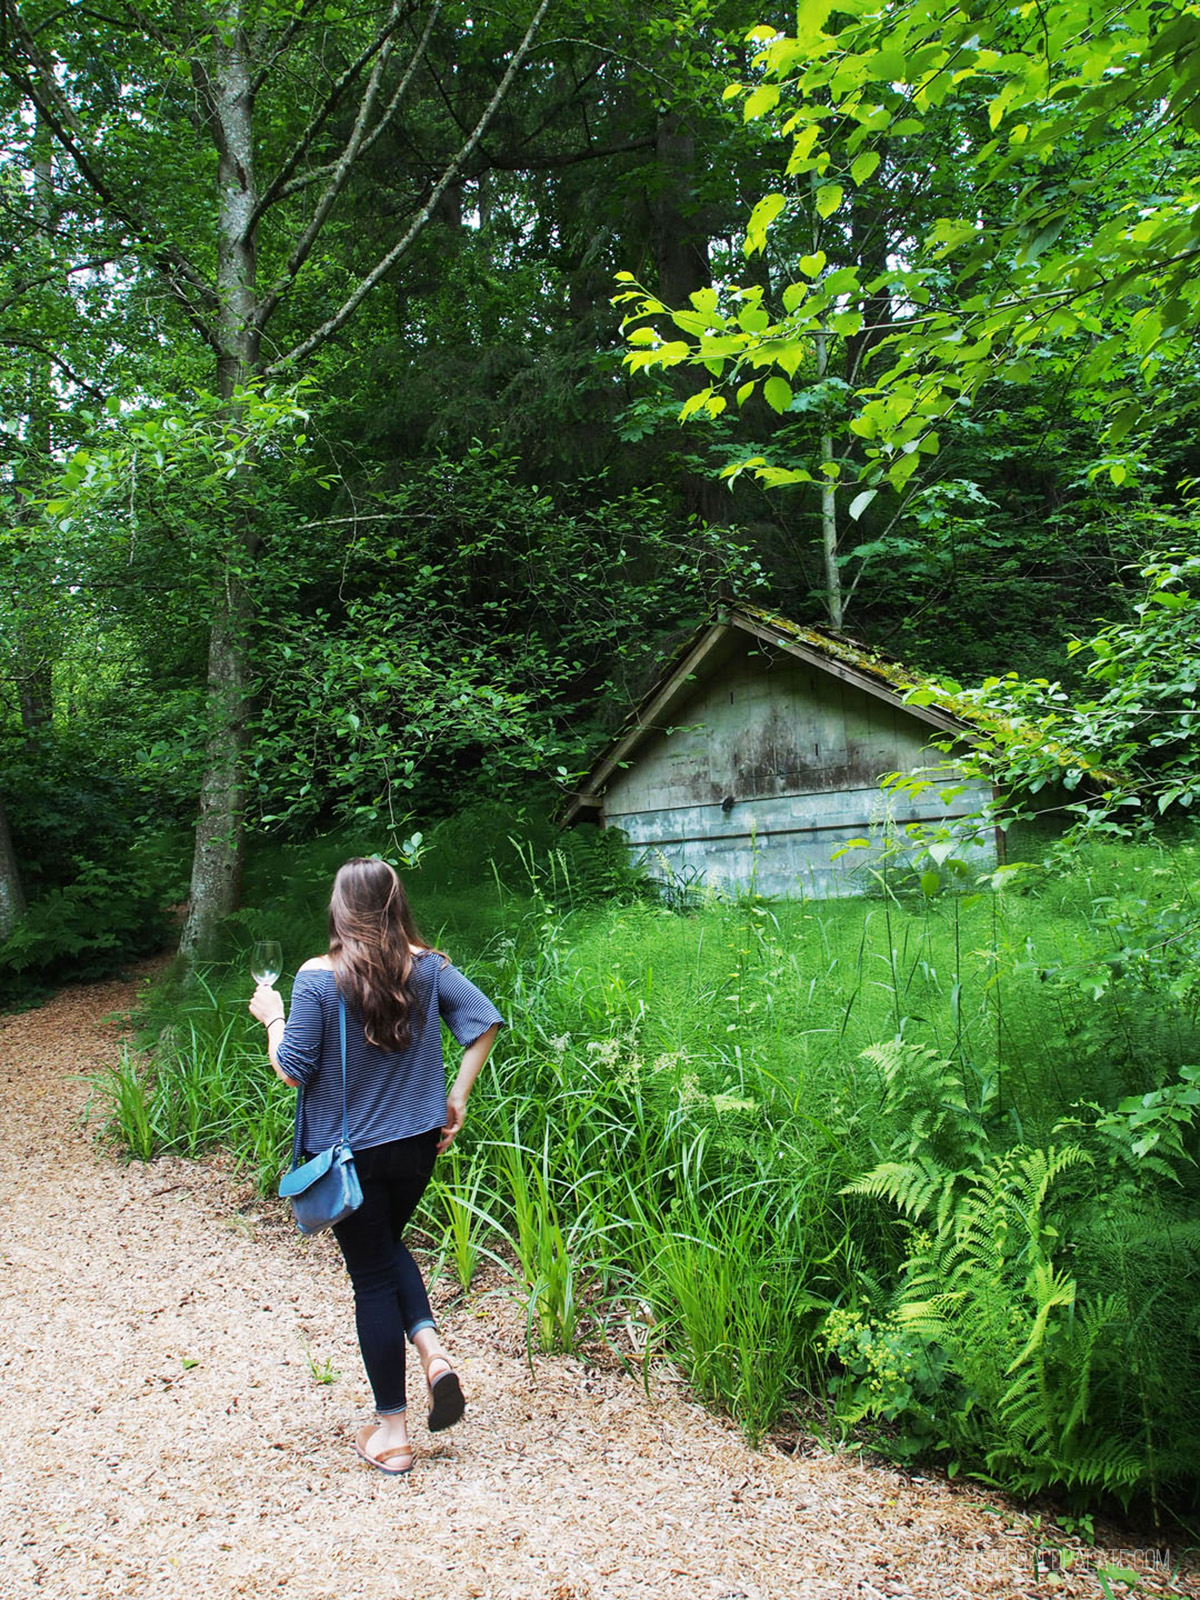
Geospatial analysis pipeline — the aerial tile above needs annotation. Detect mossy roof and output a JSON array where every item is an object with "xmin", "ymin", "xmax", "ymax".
[
  {"xmin": 728, "ymin": 602, "xmax": 969, "ymax": 708},
  {"xmin": 564, "ymin": 604, "xmax": 984, "ymax": 821}
]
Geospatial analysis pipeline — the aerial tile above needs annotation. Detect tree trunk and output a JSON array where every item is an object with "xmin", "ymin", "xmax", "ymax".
[
  {"xmin": 18, "ymin": 672, "xmax": 53, "ymax": 736},
  {"xmin": 182, "ymin": 603, "xmax": 251, "ymax": 959},
  {"xmin": 179, "ymin": 4, "xmax": 260, "ymax": 962},
  {"xmin": 653, "ymin": 111, "xmax": 710, "ymax": 309},
  {"xmin": 808, "ymin": 161, "xmax": 843, "ymax": 631},
  {"xmin": 819, "ymin": 426, "xmax": 842, "ymax": 631},
  {"xmin": 814, "ymin": 327, "xmax": 843, "ymax": 631},
  {"xmin": 0, "ymin": 794, "xmax": 26, "ymax": 942},
  {"xmin": 16, "ymin": 112, "xmax": 58, "ymax": 739}
]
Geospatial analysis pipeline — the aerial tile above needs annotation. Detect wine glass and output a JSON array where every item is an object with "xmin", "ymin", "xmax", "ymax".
[{"xmin": 251, "ymin": 940, "xmax": 282, "ymax": 987}]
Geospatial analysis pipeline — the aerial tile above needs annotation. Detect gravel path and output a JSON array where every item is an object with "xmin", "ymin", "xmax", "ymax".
[{"xmin": 1, "ymin": 967, "xmax": 1193, "ymax": 1600}]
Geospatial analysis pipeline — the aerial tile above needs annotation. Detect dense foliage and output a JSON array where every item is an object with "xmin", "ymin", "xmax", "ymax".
[{"xmin": 95, "ymin": 814, "xmax": 1200, "ymax": 1516}]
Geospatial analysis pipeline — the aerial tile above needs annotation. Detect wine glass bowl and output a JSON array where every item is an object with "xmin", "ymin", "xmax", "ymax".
[{"xmin": 251, "ymin": 940, "xmax": 282, "ymax": 987}]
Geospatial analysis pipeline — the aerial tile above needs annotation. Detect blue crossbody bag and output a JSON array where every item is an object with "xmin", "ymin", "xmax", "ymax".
[{"xmin": 279, "ymin": 996, "xmax": 364, "ymax": 1234}]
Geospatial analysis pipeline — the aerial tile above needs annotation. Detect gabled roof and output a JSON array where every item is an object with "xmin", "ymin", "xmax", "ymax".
[{"xmin": 564, "ymin": 603, "xmax": 980, "ymax": 823}]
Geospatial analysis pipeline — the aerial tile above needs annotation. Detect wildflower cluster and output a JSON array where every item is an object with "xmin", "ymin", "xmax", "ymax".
[{"xmin": 822, "ymin": 1309, "xmax": 953, "ymax": 1451}]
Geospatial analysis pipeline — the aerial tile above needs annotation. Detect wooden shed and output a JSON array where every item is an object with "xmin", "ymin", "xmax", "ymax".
[{"xmin": 564, "ymin": 604, "xmax": 1000, "ymax": 900}]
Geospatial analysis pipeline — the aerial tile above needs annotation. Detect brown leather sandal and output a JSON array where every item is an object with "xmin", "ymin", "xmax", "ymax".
[
  {"xmin": 354, "ymin": 1423, "xmax": 414, "ymax": 1475},
  {"xmin": 426, "ymin": 1356, "xmax": 466, "ymax": 1432}
]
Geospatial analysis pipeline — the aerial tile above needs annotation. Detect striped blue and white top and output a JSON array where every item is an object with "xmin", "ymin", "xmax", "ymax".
[{"xmin": 276, "ymin": 955, "xmax": 504, "ymax": 1154}]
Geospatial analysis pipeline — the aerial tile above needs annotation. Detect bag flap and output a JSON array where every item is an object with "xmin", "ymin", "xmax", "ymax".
[{"xmin": 279, "ymin": 1146, "xmax": 335, "ymax": 1198}]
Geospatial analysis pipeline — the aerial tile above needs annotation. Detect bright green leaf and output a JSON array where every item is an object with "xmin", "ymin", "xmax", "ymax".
[
  {"xmin": 744, "ymin": 84, "xmax": 781, "ymax": 122},
  {"xmin": 794, "ymin": 0, "xmax": 834, "ymax": 48},
  {"xmin": 679, "ymin": 388, "xmax": 716, "ymax": 420},
  {"xmin": 738, "ymin": 305, "xmax": 771, "ymax": 334},
  {"xmin": 763, "ymin": 376, "xmax": 794, "ymax": 413},
  {"xmin": 744, "ymin": 192, "xmax": 788, "ymax": 256}
]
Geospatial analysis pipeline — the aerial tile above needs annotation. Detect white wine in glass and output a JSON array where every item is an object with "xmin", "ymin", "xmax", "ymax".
[{"xmin": 251, "ymin": 940, "xmax": 282, "ymax": 987}]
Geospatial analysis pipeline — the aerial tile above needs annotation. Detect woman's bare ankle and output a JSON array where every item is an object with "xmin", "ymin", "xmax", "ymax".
[
  {"xmin": 412, "ymin": 1328, "xmax": 448, "ymax": 1380},
  {"xmin": 373, "ymin": 1412, "xmax": 410, "ymax": 1446}
]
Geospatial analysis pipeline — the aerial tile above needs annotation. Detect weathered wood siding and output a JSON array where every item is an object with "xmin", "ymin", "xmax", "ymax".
[{"xmin": 602, "ymin": 637, "xmax": 996, "ymax": 899}]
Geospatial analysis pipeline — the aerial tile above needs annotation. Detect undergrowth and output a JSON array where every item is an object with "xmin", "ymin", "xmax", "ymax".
[{"xmin": 92, "ymin": 809, "xmax": 1200, "ymax": 1516}]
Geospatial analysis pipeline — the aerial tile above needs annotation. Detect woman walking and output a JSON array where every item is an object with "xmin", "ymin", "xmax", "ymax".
[{"xmin": 250, "ymin": 857, "xmax": 502, "ymax": 1475}]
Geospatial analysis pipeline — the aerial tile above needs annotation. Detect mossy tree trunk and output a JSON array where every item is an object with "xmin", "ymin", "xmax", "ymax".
[
  {"xmin": 0, "ymin": 795, "xmax": 26, "ymax": 943},
  {"xmin": 179, "ymin": 1, "xmax": 259, "ymax": 962}
]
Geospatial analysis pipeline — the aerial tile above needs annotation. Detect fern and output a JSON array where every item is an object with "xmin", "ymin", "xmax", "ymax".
[
  {"xmin": 839, "ymin": 1114, "xmax": 1200, "ymax": 1505},
  {"xmin": 846, "ymin": 1155, "xmax": 960, "ymax": 1227},
  {"xmin": 860, "ymin": 1040, "xmax": 995, "ymax": 1171}
]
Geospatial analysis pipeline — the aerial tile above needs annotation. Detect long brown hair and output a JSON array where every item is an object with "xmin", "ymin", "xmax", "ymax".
[{"xmin": 328, "ymin": 858, "xmax": 430, "ymax": 1052}]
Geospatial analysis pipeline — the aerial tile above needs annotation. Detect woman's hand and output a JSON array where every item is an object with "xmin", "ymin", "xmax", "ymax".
[
  {"xmin": 438, "ymin": 1091, "xmax": 467, "ymax": 1153},
  {"xmin": 249, "ymin": 983, "xmax": 285, "ymax": 1030}
]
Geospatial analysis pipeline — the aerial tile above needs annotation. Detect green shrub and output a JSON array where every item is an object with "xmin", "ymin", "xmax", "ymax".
[
  {"xmin": 95, "ymin": 976, "xmax": 294, "ymax": 1190},
  {"xmin": 837, "ymin": 1046, "xmax": 1200, "ymax": 1510},
  {"xmin": 0, "ymin": 849, "xmax": 179, "ymax": 1005},
  {"xmin": 0, "ymin": 730, "xmax": 190, "ymax": 1003}
]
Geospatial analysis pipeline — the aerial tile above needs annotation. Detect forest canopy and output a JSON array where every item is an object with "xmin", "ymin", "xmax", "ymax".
[{"xmin": 2, "ymin": 0, "xmax": 1200, "ymax": 949}]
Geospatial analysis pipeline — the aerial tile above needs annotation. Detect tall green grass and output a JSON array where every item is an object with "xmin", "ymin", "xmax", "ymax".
[
  {"xmin": 94, "ymin": 812, "xmax": 1200, "ymax": 1510},
  {"xmin": 95, "ymin": 974, "xmax": 295, "ymax": 1187}
]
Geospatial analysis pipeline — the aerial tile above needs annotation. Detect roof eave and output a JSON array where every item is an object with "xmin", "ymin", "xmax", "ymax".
[
  {"xmin": 566, "ymin": 605, "xmax": 981, "ymax": 817},
  {"xmin": 727, "ymin": 610, "xmax": 976, "ymax": 738},
  {"xmin": 567, "ymin": 621, "xmax": 730, "ymax": 812}
]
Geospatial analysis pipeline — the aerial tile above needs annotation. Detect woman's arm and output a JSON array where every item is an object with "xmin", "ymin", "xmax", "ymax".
[
  {"xmin": 249, "ymin": 983, "xmax": 303, "ymax": 1087},
  {"xmin": 439, "ymin": 1022, "xmax": 500, "ymax": 1153}
]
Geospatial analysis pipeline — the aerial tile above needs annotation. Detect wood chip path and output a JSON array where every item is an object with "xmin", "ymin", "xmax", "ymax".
[{"xmin": 1, "ymin": 966, "xmax": 1193, "ymax": 1600}]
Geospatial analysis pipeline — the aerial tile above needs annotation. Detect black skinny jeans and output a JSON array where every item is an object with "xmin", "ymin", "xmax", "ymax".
[{"xmin": 330, "ymin": 1128, "xmax": 440, "ymax": 1414}]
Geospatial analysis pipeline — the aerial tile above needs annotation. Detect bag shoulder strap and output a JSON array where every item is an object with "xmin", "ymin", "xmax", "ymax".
[{"xmin": 338, "ymin": 994, "xmax": 349, "ymax": 1146}]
